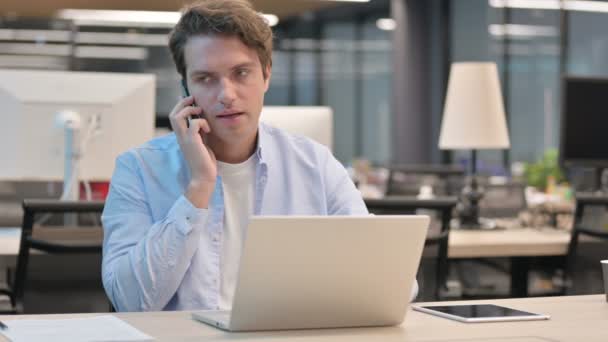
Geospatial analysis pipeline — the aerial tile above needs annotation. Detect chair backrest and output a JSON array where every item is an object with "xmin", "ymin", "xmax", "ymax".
[
  {"xmin": 478, "ymin": 181, "xmax": 527, "ymax": 218},
  {"xmin": 260, "ymin": 106, "xmax": 333, "ymax": 152},
  {"xmin": 10, "ymin": 199, "xmax": 104, "ymax": 314},
  {"xmin": 565, "ymin": 194, "xmax": 608, "ymax": 295},
  {"xmin": 385, "ymin": 164, "xmax": 465, "ymax": 197}
]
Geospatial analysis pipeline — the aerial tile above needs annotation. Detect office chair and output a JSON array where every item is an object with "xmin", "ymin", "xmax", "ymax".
[
  {"xmin": 453, "ymin": 180, "xmax": 528, "ymax": 299},
  {"xmin": 365, "ymin": 196, "xmax": 458, "ymax": 300},
  {"xmin": 560, "ymin": 194, "xmax": 608, "ymax": 295},
  {"xmin": 478, "ymin": 181, "xmax": 527, "ymax": 219},
  {"xmin": 0, "ymin": 199, "xmax": 104, "ymax": 314},
  {"xmin": 385, "ymin": 164, "xmax": 465, "ymax": 197}
]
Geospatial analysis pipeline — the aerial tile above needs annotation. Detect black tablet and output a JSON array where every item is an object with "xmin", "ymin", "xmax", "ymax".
[{"xmin": 413, "ymin": 304, "xmax": 550, "ymax": 323}]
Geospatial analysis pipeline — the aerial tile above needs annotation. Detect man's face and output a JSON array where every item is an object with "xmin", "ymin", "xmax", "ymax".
[{"xmin": 183, "ymin": 34, "xmax": 270, "ymax": 145}]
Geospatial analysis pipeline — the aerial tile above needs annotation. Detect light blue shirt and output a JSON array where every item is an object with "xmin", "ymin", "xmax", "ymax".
[{"xmin": 102, "ymin": 123, "xmax": 368, "ymax": 312}]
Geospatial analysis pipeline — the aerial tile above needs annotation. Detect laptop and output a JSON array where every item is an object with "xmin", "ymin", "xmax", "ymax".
[{"xmin": 191, "ymin": 215, "xmax": 429, "ymax": 331}]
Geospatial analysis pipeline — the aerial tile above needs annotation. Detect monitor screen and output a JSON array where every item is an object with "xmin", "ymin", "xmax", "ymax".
[
  {"xmin": 0, "ymin": 69, "xmax": 156, "ymax": 181},
  {"xmin": 561, "ymin": 77, "xmax": 608, "ymax": 167}
]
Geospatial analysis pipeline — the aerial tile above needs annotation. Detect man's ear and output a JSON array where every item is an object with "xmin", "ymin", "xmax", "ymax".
[{"xmin": 263, "ymin": 65, "xmax": 272, "ymax": 92}]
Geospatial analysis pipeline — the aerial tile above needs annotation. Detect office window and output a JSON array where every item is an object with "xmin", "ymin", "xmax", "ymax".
[
  {"xmin": 506, "ymin": 8, "xmax": 560, "ymax": 163},
  {"xmin": 361, "ymin": 17, "xmax": 392, "ymax": 165},
  {"xmin": 322, "ymin": 21, "xmax": 358, "ymax": 164},
  {"xmin": 265, "ymin": 50, "xmax": 290, "ymax": 105},
  {"xmin": 294, "ymin": 49, "xmax": 319, "ymax": 105},
  {"xmin": 568, "ymin": 12, "xmax": 608, "ymax": 76}
]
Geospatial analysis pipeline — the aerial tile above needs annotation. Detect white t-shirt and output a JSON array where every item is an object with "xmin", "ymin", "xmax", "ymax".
[{"xmin": 216, "ymin": 154, "xmax": 257, "ymax": 310}]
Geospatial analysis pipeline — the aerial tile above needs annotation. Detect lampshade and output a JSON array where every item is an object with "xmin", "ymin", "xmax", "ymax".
[{"xmin": 438, "ymin": 62, "xmax": 510, "ymax": 150}]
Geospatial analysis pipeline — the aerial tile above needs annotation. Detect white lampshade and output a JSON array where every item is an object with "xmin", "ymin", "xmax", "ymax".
[{"xmin": 438, "ymin": 62, "xmax": 510, "ymax": 150}]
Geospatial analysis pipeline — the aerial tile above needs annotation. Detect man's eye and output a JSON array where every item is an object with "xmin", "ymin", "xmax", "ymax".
[{"xmin": 237, "ymin": 69, "xmax": 249, "ymax": 77}]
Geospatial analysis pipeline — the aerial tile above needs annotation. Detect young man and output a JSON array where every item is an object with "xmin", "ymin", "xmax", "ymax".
[{"xmin": 101, "ymin": 0, "xmax": 369, "ymax": 312}]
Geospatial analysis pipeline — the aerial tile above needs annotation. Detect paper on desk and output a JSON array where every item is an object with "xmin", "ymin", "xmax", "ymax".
[{"xmin": 0, "ymin": 315, "xmax": 153, "ymax": 342}]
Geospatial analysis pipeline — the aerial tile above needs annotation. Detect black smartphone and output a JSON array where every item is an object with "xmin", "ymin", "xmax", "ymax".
[{"xmin": 180, "ymin": 79, "xmax": 204, "ymax": 127}]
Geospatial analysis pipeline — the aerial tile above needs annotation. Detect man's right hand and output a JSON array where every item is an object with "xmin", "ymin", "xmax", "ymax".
[{"xmin": 169, "ymin": 96, "xmax": 217, "ymax": 208}]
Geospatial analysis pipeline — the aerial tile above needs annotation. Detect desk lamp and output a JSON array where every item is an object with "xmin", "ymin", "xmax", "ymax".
[{"xmin": 438, "ymin": 62, "xmax": 510, "ymax": 228}]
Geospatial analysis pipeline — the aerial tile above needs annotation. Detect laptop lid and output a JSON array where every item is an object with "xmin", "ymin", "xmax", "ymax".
[{"xmin": 227, "ymin": 215, "xmax": 429, "ymax": 331}]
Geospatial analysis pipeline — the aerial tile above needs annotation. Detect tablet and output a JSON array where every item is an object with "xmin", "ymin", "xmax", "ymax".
[{"xmin": 413, "ymin": 304, "xmax": 550, "ymax": 323}]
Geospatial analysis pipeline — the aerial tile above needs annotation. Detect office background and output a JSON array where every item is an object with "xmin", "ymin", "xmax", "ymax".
[
  {"xmin": 1, "ymin": 0, "xmax": 608, "ymax": 315},
  {"xmin": 2, "ymin": 0, "xmax": 608, "ymax": 174}
]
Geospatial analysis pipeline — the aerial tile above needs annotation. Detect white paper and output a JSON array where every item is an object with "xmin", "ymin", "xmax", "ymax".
[{"xmin": 0, "ymin": 315, "xmax": 153, "ymax": 342}]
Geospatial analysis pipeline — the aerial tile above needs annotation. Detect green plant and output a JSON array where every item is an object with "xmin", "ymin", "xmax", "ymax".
[{"xmin": 523, "ymin": 149, "xmax": 566, "ymax": 191}]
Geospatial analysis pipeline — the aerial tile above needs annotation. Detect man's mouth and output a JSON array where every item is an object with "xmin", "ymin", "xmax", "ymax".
[{"xmin": 217, "ymin": 111, "xmax": 244, "ymax": 119}]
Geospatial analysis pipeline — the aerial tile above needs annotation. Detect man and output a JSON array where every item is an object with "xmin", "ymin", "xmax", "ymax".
[{"xmin": 101, "ymin": 0, "xmax": 370, "ymax": 312}]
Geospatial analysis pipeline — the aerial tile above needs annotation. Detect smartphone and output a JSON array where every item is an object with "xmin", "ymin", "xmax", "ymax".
[{"xmin": 180, "ymin": 79, "xmax": 204, "ymax": 127}]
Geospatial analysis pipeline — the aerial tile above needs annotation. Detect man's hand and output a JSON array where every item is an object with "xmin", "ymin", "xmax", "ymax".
[{"xmin": 169, "ymin": 96, "xmax": 217, "ymax": 208}]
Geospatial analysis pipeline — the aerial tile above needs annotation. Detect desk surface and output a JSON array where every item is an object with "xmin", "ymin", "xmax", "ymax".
[
  {"xmin": 0, "ymin": 295, "xmax": 605, "ymax": 341},
  {"xmin": 448, "ymin": 227, "xmax": 573, "ymax": 258},
  {"xmin": 0, "ymin": 226, "xmax": 577, "ymax": 259}
]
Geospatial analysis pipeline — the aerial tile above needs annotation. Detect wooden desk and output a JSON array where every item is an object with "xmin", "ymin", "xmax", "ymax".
[
  {"xmin": 449, "ymin": 227, "xmax": 574, "ymax": 298},
  {"xmin": 3, "ymin": 226, "xmax": 572, "ymax": 258},
  {"xmin": 449, "ymin": 227, "xmax": 571, "ymax": 258},
  {"xmin": 0, "ymin": 226, "xmax": 592, "ymax": 298},
  {"xmin": 0, "ymin": 295, "xmax": 605, "ymax": 341}
]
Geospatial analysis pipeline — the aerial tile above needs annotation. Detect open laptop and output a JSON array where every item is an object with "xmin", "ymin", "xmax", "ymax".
[{"xmin": 191, "ymin": 215, "xmax": 429, "ymax": 331}]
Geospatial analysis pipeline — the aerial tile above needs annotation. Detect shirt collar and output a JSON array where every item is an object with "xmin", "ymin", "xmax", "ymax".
[{"xmin": 255, "ymin": 122, "xmax": 272, "ymax": 164}]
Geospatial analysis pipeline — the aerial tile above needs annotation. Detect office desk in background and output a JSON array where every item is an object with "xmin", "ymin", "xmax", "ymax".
[
  {"xmin": 0, "ymin": 295, "xmax": 605, "ymax": 341},
  {"xmin": 450, "ymin": 227, "xmax": 572, "ymax": 298},
  {"xmin": 0, "ymin": 226, "xmax": 575, "ymax": 298},
  {"xmin": 1, "ymin": 222, "xmax": 602, "ymax": 299}
]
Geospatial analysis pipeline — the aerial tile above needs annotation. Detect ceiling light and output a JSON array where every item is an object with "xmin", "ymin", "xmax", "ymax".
[
  {"xmin": 57, "ymin": 9, "xmax": 279, "ymax": 28},
  {"xmin": 57, "ymin": 9, "xmax": 181, "ymax": 27},
  {"xmin": 376, "ymin": 18, "xmax": 396, "ymax": 31},
  {"xmin": 489, "ymin": 0, "xmax": 608, "ymax": 13},
  {"xmin": 564, "ymin": 0, "xmax": 608, "ymax": 13},
  {"xmin": 489, "ymin": 0, "xmax": 560, "ymax": 10},
  {"xmin": 488, "ymin": 24, "xmax": 558, "ymax": 37}
]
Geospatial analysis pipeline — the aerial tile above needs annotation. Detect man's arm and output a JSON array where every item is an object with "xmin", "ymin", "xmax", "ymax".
[
  {"xmin": 322, "ymin": 150, "xmax": 368, "ymax": 215},
  {"xmin": 101, "ymin": 153, "xmax": 208, "ymax": 312}
]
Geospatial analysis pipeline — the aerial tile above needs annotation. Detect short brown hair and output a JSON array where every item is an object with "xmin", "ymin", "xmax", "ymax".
[{"xmin": 168, "ymin": 0, "xmax": 273, "ymax": 80}]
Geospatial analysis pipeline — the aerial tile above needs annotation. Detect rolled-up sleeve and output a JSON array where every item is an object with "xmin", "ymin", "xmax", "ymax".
[{"xmin": 101, "ymin": 152, "xmax": 207, "ymax": 312}]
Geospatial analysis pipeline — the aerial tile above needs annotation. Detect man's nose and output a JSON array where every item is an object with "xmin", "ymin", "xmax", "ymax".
[{"xmin": 218, "ymin": 79, "xmax": 236, "ymax": 106}]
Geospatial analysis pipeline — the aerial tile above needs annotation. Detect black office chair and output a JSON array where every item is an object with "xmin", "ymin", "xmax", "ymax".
[
  {"xmin": 365, "ymin": 196, "xmax": 458, "ymax": 301},
  {"xmin": 385, "ymin": 164, "xmax": 465, "ymax": 197},
  {"xmin": 560, "ymin": 193, "xmax": 608, "ymax": 295},
  {"xmin": 0, "ymin": 199, "xmax": 105, "ymax": 314},
  {"xmin": 455, "ymin": 180, "xmax": 529, "ymax": 299},
  {"xmin": 478, "ymin": 181, "xmax": 527, "ymax": 219}
]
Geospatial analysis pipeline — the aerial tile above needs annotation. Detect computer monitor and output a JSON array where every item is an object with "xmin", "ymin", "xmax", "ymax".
[
  {"xmin": 560, "ymin": 76, "xmax": 608, "ymax": 168},
  {"xmin": 0, "ymin": 69, "xmax": 155, "ymax": 182},
  {"xmin": 260, "ymin": 106, "xmax": 333, "ymax": 152}
]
